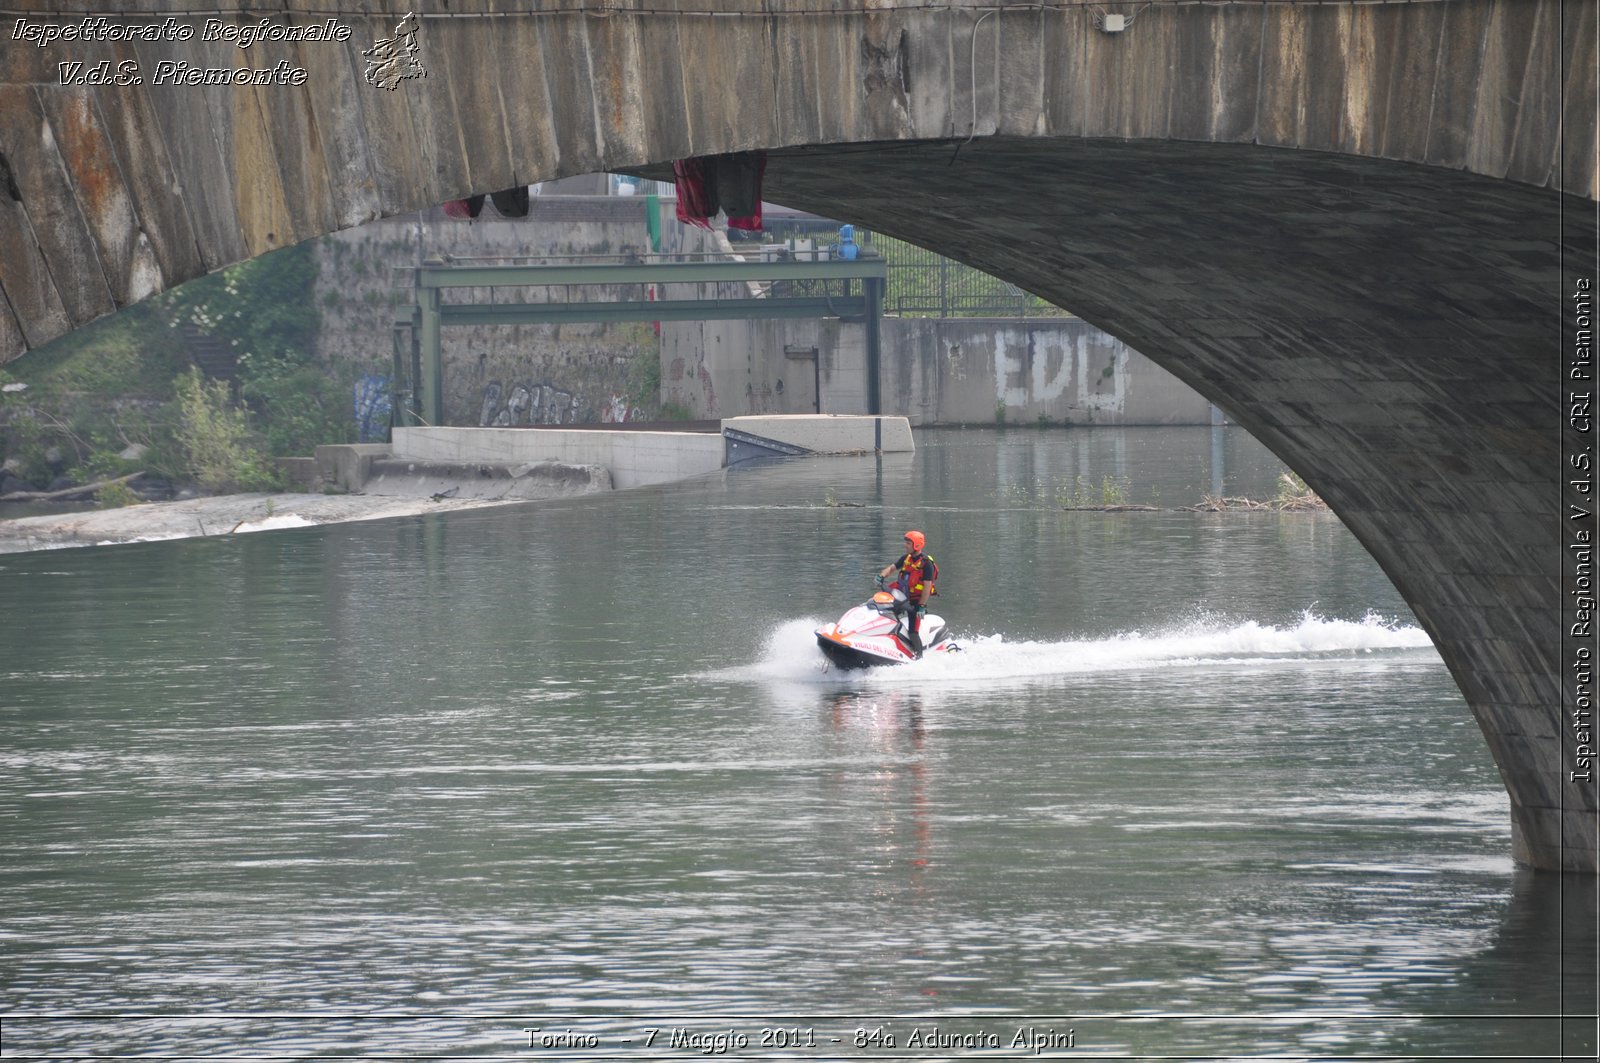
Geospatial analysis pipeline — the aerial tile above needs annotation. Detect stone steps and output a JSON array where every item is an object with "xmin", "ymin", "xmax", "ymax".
[{"xmin": 179, "ymin": 323, "xmax": 239, "ymax": 395}]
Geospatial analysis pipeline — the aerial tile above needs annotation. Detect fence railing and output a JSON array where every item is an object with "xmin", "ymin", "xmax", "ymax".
[{"xmin": 857, "ymin": 231, "xmax": 1072, "ymax": 319}]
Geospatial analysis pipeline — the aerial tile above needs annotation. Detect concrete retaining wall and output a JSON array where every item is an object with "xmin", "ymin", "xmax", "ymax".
[
  {"xmin": 315, "ymin": 198, "xmax": 737, "ymax": 427},
  {"xmin": 363, "ymin": 458, "xmax": 611, "ymax": 500},
  {"xmin": 320, "ymin": 201, "xmax": 1207, "ymax": 429},
  {"xmin": 896, "ymin": 318, "xmax": 1214, "ymax": 426},
  {"xmin": 663, "ymin": 314, "xmax": 1213, "ymax": 425},
  {"xmin": 391, "ymin": 427, "xmax": 725, "ymax": 491}
]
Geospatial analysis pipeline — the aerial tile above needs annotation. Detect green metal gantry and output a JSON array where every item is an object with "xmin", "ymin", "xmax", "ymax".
[{"xmin": 392, "ymin": 256, "xmax": 888, "ymax": 427}]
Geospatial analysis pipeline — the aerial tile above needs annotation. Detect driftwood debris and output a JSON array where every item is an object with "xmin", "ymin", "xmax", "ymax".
[
  {"xmin": 1178, "ymin": 494, "xmax": 1328, "ymax": 513},
  {"xmin": 0, "ymin": 471, "xmax": 146, "ymax": 503},
  {"xmin": 1062, "ymin": 503, "xmax": 1160, "ymax": 512},
  {"xmin": 1180, "ymin": 495, "xmax": 1274, "ymax": 512}
]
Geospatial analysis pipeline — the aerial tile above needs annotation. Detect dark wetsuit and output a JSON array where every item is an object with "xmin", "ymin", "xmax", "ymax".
[{"xmin": 888, "ymin": 551, "xmax": 938, "ymax": 654}]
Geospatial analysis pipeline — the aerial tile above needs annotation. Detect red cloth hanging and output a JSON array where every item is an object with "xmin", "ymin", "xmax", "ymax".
[
  {"xmin": 441, "ymin": 194, "xmax": 485, "ymax": 220},
  {"xmin": 672, "ymin": 157, "xmax": 716, "ymax": 229},
  {"xmin": 672, "ymin": 151, "xmax": 766, "ymax": 229}
]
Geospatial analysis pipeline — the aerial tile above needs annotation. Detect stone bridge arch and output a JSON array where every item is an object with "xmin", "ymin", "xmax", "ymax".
[{"xmin": 1, "ymin": 0, "xmax": 1594, "ymax": 869}]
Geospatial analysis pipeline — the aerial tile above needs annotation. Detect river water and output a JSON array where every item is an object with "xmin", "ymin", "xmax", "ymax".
[{"xmin": 1, "ymin": 427, "xmax": 1593, "ymax": 1060}]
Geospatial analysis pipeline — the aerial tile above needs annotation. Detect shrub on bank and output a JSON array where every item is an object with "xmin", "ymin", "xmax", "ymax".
[
  {"xmin": 174, "ymin": 370, "xmax": 281, "ymax": 494},
  {"xmin": 1, "ymin": 242, "xmax": 357, "ymax": 499}
]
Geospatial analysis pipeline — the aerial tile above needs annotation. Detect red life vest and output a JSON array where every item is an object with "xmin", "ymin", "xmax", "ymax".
[{"xmin": 896, "ymin": 552, "xmax": 938, "ymax": 598}]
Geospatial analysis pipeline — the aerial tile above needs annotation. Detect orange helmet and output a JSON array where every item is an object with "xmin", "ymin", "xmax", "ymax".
[{"xmin": 903, "ymin": 530, "xmax": 925, "ymax": 552}]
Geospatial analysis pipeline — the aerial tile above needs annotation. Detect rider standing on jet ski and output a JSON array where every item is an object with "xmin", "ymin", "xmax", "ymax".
[{"xmin": 877, "ymin": 530, "xmax": 938, "ymax": 658}]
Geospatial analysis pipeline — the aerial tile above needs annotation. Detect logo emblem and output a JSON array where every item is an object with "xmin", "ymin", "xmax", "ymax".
[{"xmin": 363, "ymin": 12, "xmax": 425, "ymax": 90}]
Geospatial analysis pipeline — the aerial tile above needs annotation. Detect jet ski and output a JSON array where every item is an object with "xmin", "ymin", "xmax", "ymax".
[{"xmin": 815, "ymin": 584, "xmax": 961, "ymax": 670}]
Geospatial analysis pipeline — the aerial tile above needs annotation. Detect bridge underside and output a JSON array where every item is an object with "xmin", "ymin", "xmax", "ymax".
[{"xmin": 709, "ymin": 137, "xmax": 1585, "ymax": 869}]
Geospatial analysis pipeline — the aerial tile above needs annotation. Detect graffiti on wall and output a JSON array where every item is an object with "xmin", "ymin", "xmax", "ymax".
[
  {"xmin": 992, "ymin": 330, "xmax": 1123, "ymax": 415},
  {"xmin": 354, "ymin": 374, "xmax": 392, "ymax": 441},
  {"xmin": 598, "ymin": 394, "xmax": 647, "ymax": 423},
  {"xmin": 480, "ymin": 381, "xmax": 583, "ymax": 425},
  {"xmin": 480, "ymin": 382, "xmax": 643, "ymax": 425}
]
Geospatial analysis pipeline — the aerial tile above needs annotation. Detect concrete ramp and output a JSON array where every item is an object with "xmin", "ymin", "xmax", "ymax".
[
  {"xmin": 721, "ymin": 415, "xmax": 913, "ymax": 457},
  {"xmin": 391, "ymin": 427, "xmax": 724, "ymax": 490},
  {"xmin": 319, "ymin": 418, "xmax": 912, "ymax": 499},
  {"xmin": 361, "ymin": 459, "xmax": 610, "ymax": 500}
]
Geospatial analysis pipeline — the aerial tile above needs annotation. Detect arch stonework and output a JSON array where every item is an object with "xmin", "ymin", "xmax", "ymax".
[{"xmin": 1, "ymin": 0, "xmax": 1594, "ymax": 868}]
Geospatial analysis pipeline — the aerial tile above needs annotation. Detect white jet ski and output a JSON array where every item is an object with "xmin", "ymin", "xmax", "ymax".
[{"xmin": 814, "ymin": 584, "xmax": 960, "ymax": 670}]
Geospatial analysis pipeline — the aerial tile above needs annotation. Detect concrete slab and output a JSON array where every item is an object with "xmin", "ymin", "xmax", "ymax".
[
  {"xmin": 0, "ymin": 492, "xmax": 533, "ymax": 554},
  {"xmin": 362, "ymin": 458, "xmax": 610, "ymax": 500},
  {"xmin": 392, "ymin": 427, "xmax": 725, "ymax": 491},
  {"xmin": 315, "ymin": 444, "xmax": 395, "ymax": 492},
  {"xmin": 721, "ymin": 414, "xmax": 914, "ymax": 453}
]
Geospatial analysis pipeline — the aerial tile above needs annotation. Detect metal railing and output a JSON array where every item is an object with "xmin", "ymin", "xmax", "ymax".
[{"xmin": 853, "ymin": 231, "xmax": 1073, "ymax": 319}]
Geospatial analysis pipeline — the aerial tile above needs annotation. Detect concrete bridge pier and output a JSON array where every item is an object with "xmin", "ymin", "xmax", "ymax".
[{"xmin": 745, "ymin": 137, "xmax": 1595, "ymax": 872}]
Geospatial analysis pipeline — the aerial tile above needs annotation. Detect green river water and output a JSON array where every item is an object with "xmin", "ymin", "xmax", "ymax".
[{"xmin": 1, "ymin": 427, "xmax": 1593, "ymax": 1060}]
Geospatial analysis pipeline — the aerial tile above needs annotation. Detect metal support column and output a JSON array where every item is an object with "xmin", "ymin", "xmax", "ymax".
[
  {"xmin": 864, "ymin": 274, "xmax": 883, "ymax": 416},
  {"xmin": 410, "ymin": 314, "xmax": 422, "ymax": 425},
  {"xmin": 418, "ymin": 286, "xmax": 442, "ymax": 426},
  {"xmin": 390, "ymin": 322, "xmax": 407, "ymax": 429}
]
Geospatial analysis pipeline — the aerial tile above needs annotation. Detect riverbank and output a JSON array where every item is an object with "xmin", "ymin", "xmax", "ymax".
[{"xmin": 0, "ymin": 492, "xmax": 533, "ymax": 554}]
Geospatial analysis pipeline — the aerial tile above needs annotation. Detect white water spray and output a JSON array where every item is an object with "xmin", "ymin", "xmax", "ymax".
[{"xmin": 710, "ymin": 611, "xmax": 1437, "ymax": 688}]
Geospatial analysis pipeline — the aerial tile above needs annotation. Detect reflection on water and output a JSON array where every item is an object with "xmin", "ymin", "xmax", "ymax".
[{"xmin": 0, "ymin": 428, "xmax": 1592, "ymax": 1059}]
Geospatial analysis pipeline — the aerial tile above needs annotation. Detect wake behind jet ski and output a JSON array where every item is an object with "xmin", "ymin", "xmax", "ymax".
[{"xmin": 814, "ymin": 583, "xmax": 960, "ymax": 670}]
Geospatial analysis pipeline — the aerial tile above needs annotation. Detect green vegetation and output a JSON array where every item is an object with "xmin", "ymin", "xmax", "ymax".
[
  {"xmin": 1188, "ymin": 471, "xmax": 1329, "ymax": 512},
  {"xmin": 1059, "ymin": 474, "xmax": 1133, "ymax": 510},
  {"xmin": 4, "ymin": 301, "xmax": 186, "ymax": 398},
  {"xmin": 806, "ymin": 230, "xmax": 1071, "ymax": 319},
  {"xmin": 0, "ymin": 303, "xmax": 189, "ymax": 488},
  {"xmin": 622, "ymin": 323, "xmax": 664, "ymax": 416},
  {"xmin": 657, "ymin": 400, "xmax": 696, "ymax": 421},
  {"xmin": 1, "ymin": 241, "xmax": 364, "ymax": 497},
  {"xmin": 238, "ymin": 351, "xmax": 356, "ymax": 461},
  {"xmin": 174, "ymin": 369, "xmax": 281, "ymax": 492},
  {"xmin": 999, "ymin": 473, "xmax": 1145, "ymax": 511},
  {"xmin": 161, "ymin": 243, "xmax": 321, "ymax": 365},
  {"xmin": 95, "ymin": 480, "xmax": 143, "ymax": 509},
  {"xmin": 1274, "ymin": 470, "xmax": 1323, "ymax": 509},
  {"xmin": 995, "ymin": 470, "xmax": 1326, "ymax": 514}
]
